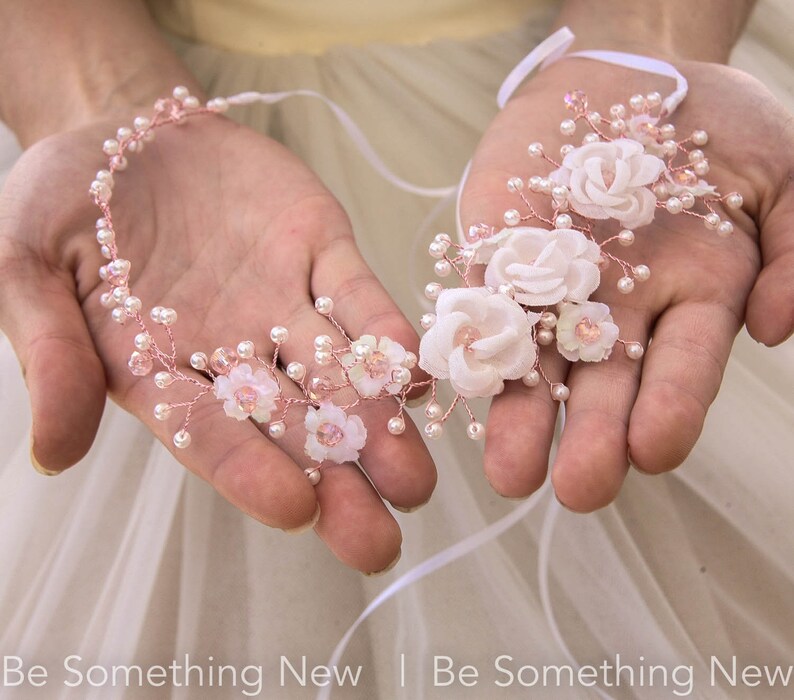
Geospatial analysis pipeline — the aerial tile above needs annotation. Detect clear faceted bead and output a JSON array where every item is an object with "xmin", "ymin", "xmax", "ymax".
[
  {"xmin": 308, "ymin": 376, "xmax": 334, "ymax": 402},
  {"xmin": 128, "ymin": 351, "xmax": 153, "ymax": 376},
  {"xmin": 209, "ymin": 347, "xmax": 239, "ymax": 375},
  {"xmin": 454, "ymin": 325, "xmax": 481, "ymax": 351},
  {"xmin": 564, "ymin": 90, "xmax": 588, "ymax": 112},
  {"xmin": 575, "ymin": 318, "xmax": 602, "ymax": 345},
  {"xmin": 234, "ymin": 386, "xmax": 258, "ymax": 414},
  {"xmin": 316, "ymin": 422, "xmax": 344, "ymax": 447},
  {"xmin": 364, "ymin": 351, "xmax": 390, "ymax": 379}
]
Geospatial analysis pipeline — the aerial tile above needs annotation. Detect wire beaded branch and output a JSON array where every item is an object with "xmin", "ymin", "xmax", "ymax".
[{"xmin": 88, "ymin": 85, "xmax": 742, "ymax": 478}]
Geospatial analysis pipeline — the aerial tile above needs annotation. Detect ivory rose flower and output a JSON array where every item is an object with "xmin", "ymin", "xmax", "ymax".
[
  {"xmin": 213, "ymin": 363, "xmax": 279, "ymax": 422},
  {"xmin": 419, "ymin": 287, "xmax": 538, "ymax": 398},
  {"xmin": 484, "ymin": 227, "xmax": 601, "ymax": 306},
  {"xmin": 555, "ymin": 301, "xmax": 619, "ymax": 362},
  {"xmin": 304, "ymin": 402, "xmax": 367, "ymax": 463},
  {"xmin": 549, "ymin": 138, "xmax": 665, "ymax": 228}
]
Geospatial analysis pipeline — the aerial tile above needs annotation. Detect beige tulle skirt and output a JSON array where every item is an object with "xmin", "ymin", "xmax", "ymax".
[{"xmin": 1, "ymin": 2, "xmax": 793, "ymax": 698}]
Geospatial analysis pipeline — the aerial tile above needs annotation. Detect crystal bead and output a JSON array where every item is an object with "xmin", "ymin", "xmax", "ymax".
[{"xmin": 209, "ymin": 347, "xmax": 238, "ymax": 375}]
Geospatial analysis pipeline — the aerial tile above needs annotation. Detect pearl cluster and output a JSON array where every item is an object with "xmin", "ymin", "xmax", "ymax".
[{"xmin": 414, "ymin": 87, "xmax": 741, "ymax": 440}]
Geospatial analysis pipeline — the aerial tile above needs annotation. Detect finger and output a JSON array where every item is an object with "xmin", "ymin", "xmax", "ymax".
[
  {"xmin": 310, "ymin": 238, "xmax": 437, "ymax": 509},
  {"xmin": 117, "ymin": 365, "xmax": 319, "ymax": 532},
  {"xmin": 0, "ymin": 246, "xmax": 105, "ymax": 473},
  {"xmin": 746, "ymin": 186, "xmax": 794, "ymax": 345},
  {"xmin": 483, "ymin": 347, "xmax": 567, "ymax": 498},
  {"xmin": 313, "ymin": 463, "xmax": 403, "ymax": 574},
  {"xmin": 551, "ymin": 306, "xmax": 650, "ymax": 512},
  {"xmin": 628, "ymin": 301, "xmax": 740, "ymax": 473}
]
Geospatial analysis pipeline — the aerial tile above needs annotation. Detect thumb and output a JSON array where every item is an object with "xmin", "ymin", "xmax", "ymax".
[
  {"xmin": 745, "ymin": 184, "xmax": 794, "ymax": 346},
  {"xmin": 0, "ymin": 243, "xmax": 106, "ymax": 473}
]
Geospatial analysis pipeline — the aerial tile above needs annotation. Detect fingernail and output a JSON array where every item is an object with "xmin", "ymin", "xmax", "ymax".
[
  {"xmin": 30, "ymin": 438, "xmax": 60, "ymax": 476},
  {"xmin": 283, "ymin": 503, "xmax": 321, "ymax": 535},
  {"xmin": 364, "ymin": 549, "xmax": 402, "ymax": 577},
  {"xmin": 391, "ymin": 498, "xmax": 430, "ymax": 513}
]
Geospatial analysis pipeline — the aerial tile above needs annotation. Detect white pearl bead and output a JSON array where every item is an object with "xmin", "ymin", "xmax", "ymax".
[
  {"xmin": 155, "ymin": 372, "xmax": 175, "ymax": 388},
  {"xmin": 402, "ymin": 351, "xmax": 417, "ymax": 369},
  {"xmin": 315, "ymin": 334, "xmax": 334, "ymax": 352},
  {"xmin": 116, "ymin": 127, "xmax": 132, "ymax": 142},
  {"xmin": 625, "ymin": 342, "xmax": 645, "ymax": 359},
  {"xmin": 387, "ymin": 416, "xmax": 406, "ymax": 435},
  {"xmin": 100, "ymin": 292, "xmax": 116, "ymax": 308},
  {"xmin": 173, "ymin": 430, "xmax": 191, "ymax": 449},
  {"xmin": 237, "ymin": 340, "xmax": 255, "ymax": 358},
  {"xmin": 112, "ymin": 286, "xmax": 130, "ymax": 303},
  {"xmin": 551, "ymin": 186, "xmax": 568, "ymax": 201},
  {"xmin": 102, "ymin": 139, "xmax": 120, "ymax": 155},
  {"xmin": 717, "ymin": 221, "xmax": 734, "ymax": 237},
  {"xmin": 646, "ymin": 92, "xmax": 662, "ymax": 107},
  {"xmin": 182, "ymin": 96, "xmax": 200, "ymax": 110},
  {"xmin": 314, "ymin": 350, "xmax": 333, "ymax": 366},
  {"xmin": 420, "ymin": 313, "xmax": 436, "ymax": 330},
  {"xmin": 425, "ymin": 402, "xmax": 443, "ymax": 419},
  {"xmin": 554, "ymin": 214, "xmax": 572, "ymax": 229},
  {"xmin": 618, "ymin": 229, "xmax": 635, "ymax": 246},
  {"xmin": 688, "ymin": 149, "xmax": 705, "ymax": 163},
  {"xmin": 150, "ymin": 306, "xmax": 164, "ymax": 322},
  {"xmin": 559, "ymin": 144, "xmax": 574, "ymax": 157},
  {"xmin": 134, "ymin": 333, "xmax": 151, "ymax": 350},
  {"xmin": 609, "ymin": 103, "xmax": 626, "ymax": 118},
  {"xmin": 154, "ymin": 403, "xmax": 172, "ymax": 421},
  {"xmin": 428, "ymin": 241, "xmax": 447, "ymax": 259},
  {"xmin": 560, "ymin": 119, "xmax": 576, "ymax": 136},
  {"xmin": 540, "ymin": 311, "xmax": 557, "ymax": 329},
  {"xmin": 522, "ymin": 369, "xmax": 540, "ymax": 387},
  {"xmin": 111, "ymin": 308, "xmax": 127, "ymax": 324},
  {"xmin": 96, "ymin": 169, "xmax": 114, "ymax": 186},
  {"xmin": 704, "ymin": 213, "xmax": 721, "ymax": 230},
  {"xmin": 503, "ymin": 209, "xmax": 521, "ymax": 226},
  {"xmin": 286, "ymin": 362, "xmax": 306, "ymax": 381},
  {"xmin": 633, "ymin": 264, "xmax": 651, "ymax": 282},
  {"xmin": 172, "ymin": 86, "xmax": 190, "ymax": 101},
  {"xmin": 314, "ymin": 296, "xmax": 334, "ymax": 315},
  {"xmin": 268, "ymin": 422, "xmax": 286, "ymax": 440},
  {"xmin": 665, "ymin": 197, "xmax": 683, "ymax": 214},
  {"xmin": 206, "ymin": 97, "xmax": 229, "ymax": 113},
  {"xmin": 726, "ymin": 193, "xmax": 743, "ymax": 209},
  {"xmin": 528, "ymin": 175, "xmax": 543, "ymax": 191},
  {"xmin": 461, "ymin": 249, "xmax": 476, "ymax": 263},
  {"xmin": 660, "ymin": 124, "xmax": 676, "ymax": 140},
  {"xmin": 393, "ymin": 367, "xmax": 411, "ymax": 385},
  {"xmin": 610, "ymin": 119, "xmax": 625, "ymax": 134},
  {"xmin": 589, "ymin": 111, "xmax": 602, "ymax": 123},
  {"xmin": 425, "ymin": 282, "xmax": 442, "ymax": 300},
  {"xmin": 190, "ymin": 352, "xmax": 208, "ymax": 370},
  {"xmin": 536, "ymin": 328, "xmax": 555, "ymax": 346},
  {"xmin": 662, "ymin": 140, "xmax": 678, "ymax": 157},
  {"xmin": 270, "ymin": 326, "xmax": 289, "ymax": 344},
  {"xmin": 653, "ymin": 183, "xmax": 669, "ymax": 200},
  {"xmin": 617, "ymin": 276, "xmax": 635, "ymax": 294},
  {"xmin": 629, "ymin": 94, "xmax": 645, "ymax": 111},
  {"xmin": 354, "ymin": 343, "xmax": 372, "ymax": 360},
  {"xmin": 527, "ymin": 142, "xmax": 544, "ymax": 157},
  {"xmin": 693, "ymin": 160, "xmax": 709, "ymax": 176},
  {"xmin": 112, "ymin": 155, "xmax": 128, "ymax": 170},
  {"xmin": 160, "ymin": 308, "xmax": 177, "ymax": 326},
  {"xmin": 680, "ymin": 192, "xmax": 696, "ymax": 209},
  {"xmin": 304, "ymin": 468, "xmax": 321, "ymax": 485},
  {"xmin": 96, "ymin": 217, "xmax": 108, "ymax": 229},
  {"xmin": 691, "ymin": 129, "xmax": 708, "ymax": 146},
  {"xmin": 551, "ymin": 384, "xmax": 570, "ymax": 402},
  {"xmin": 96, "ymin": 228, "xmax": 114, "ymax": 245},
  {"xmin": 507, "ymin": 177, "xmax": 524, "ymax": 192},
  {"xmin": 133, "ymin": 116, "xmax": 151, "ymax": 131},
  {"xmin": 424, "ymin": 422, "xmax": 443, "ymax": 440},
  {"xmin": 434, "ymin": 233, "xmax": 452, "ymax": 245},
  {"xmin": 434, "ymin": 260, "xmax": 452, "ymax": 277},
  {"xmin": 582, "ymin": 133, "xmax": 600, "ymax": 145},
  {"xmin": 467, "ymin": 421, "xmax": 486, "ymax": 440}
]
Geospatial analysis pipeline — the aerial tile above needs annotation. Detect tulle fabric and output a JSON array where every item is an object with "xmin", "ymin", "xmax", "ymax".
[{"xmin": 1, "ymin": 2, "xmax": 794, "ymax": 698}]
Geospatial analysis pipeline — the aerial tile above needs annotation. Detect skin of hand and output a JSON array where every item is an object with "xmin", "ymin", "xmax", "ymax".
[
  {"xmin": 0, "ymin": 110, "xmax": 437, "ymax": 574},
  {"xmin": 460, "ymin": 57, "xmax": 794, "ymax": 510}
]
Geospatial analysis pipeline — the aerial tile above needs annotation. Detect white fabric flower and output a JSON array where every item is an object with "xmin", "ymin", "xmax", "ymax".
[
  {"xmin": 484, "ymin": 227, "xmax": 601, "ymax": 306},
  {"xmin": 419, "ymin": 287, "xmax": 538, "ymax": 398},
  {"xmin": 341, "ymin": 335, "xmax": 408, "ymax": 397},
  {"xmin": 304, "ymin": 402, "xmax": 367, "ymax": 464},
  {"xmin": 555, "ymin": 301, "xmax": 619, "ymax": 362},
  {"xmin": 463, "ymin": 227, "xmax": 514, "ymax": 264},
  {"xmin": 663, "ymin": 169, "xmax": 718, "ymax": 198},
  {"xmin": 213, "ymin": 363, "xmax": 279, "ymax": 422},
  {"xmin": 549, "ymin": 138, "xmax": 665, "ymax": 228}
]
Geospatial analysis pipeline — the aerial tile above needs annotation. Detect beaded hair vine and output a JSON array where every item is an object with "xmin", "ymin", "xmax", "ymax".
[{"xmin": 89, "ymin": 81, "xmax": 741, "ymax": 484}]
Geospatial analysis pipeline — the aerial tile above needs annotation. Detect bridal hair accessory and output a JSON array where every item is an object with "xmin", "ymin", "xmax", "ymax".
[{"xmin": 88, "ymin": 30, "xmax": 741, "ymax": 482}]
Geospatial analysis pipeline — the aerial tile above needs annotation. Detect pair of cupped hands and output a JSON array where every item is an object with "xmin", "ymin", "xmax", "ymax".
[{"xmin": 0, "ymin": 58, "xmax": 791, "ymax": 574}]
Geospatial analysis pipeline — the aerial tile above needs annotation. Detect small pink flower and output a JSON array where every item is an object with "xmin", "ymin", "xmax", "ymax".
[
  {"xmin": 341, "ymin": 335, "xmax": 409, "ymax": 397},
  {"xmin": 555, "ymin": 301, "xmax": 619, "ymax": 362},
  {"xmin": 304, "ymin": 402, "xmax": 367, "ymax": 464},
  {"xmin": 214, "ymin": 363, "xmax": 279, "ymax": 422}
]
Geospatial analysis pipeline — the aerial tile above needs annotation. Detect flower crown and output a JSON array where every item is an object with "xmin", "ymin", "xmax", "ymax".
[{"xmin": 89, "ymin": 84, "xmax": 740, "ymax": 483}]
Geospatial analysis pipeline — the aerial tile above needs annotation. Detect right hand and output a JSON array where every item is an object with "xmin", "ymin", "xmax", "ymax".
[{"xmin": 0, "ymin": 107, "xmax": 436, "ymax": 574}]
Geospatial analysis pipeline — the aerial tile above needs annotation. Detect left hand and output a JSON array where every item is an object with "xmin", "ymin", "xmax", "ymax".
[{"xmin": 460, "ymin": 58, "xmax": 794, "ymax": 510}]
